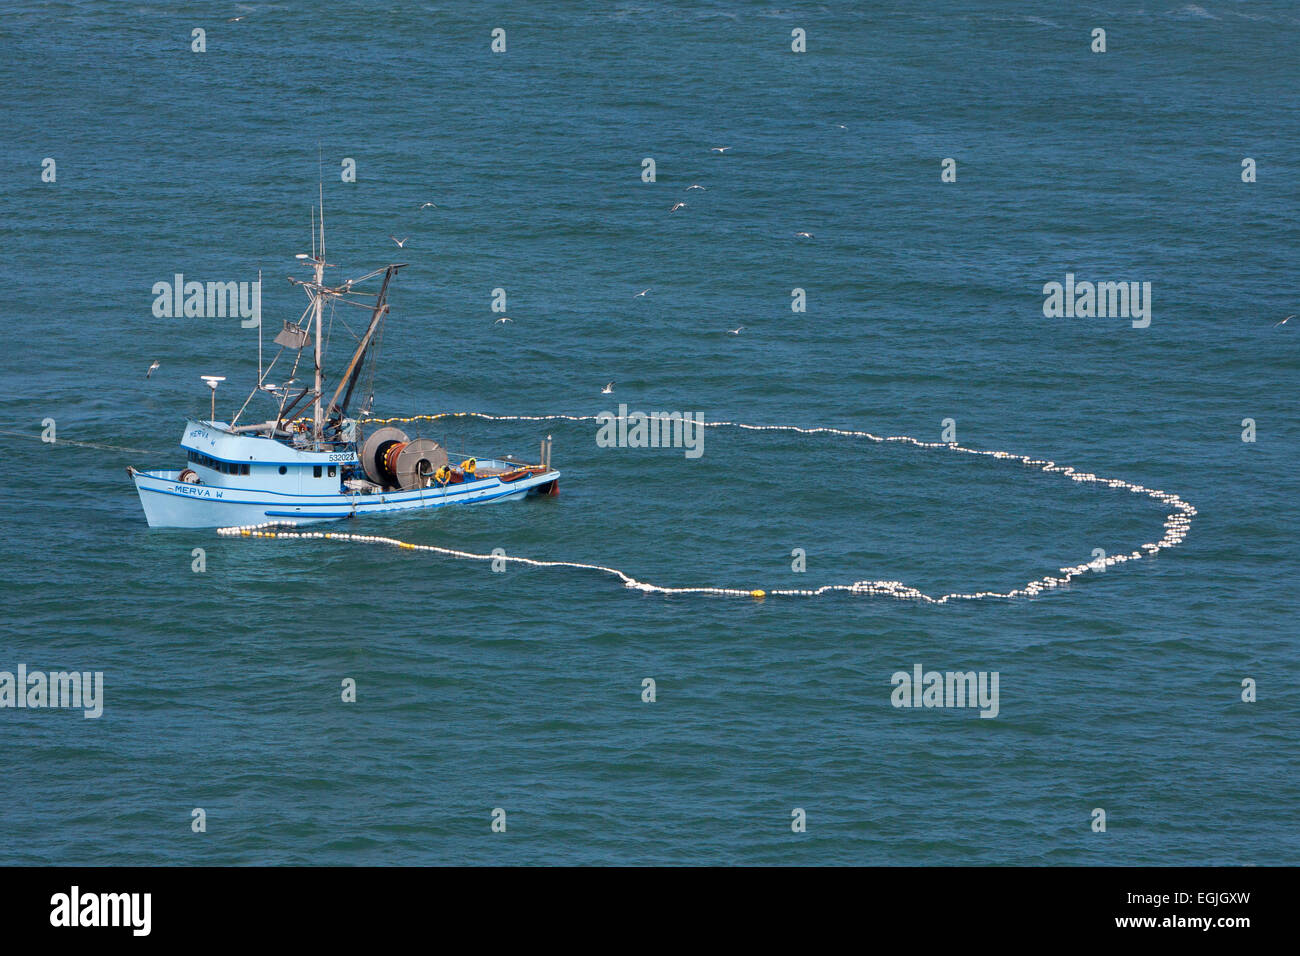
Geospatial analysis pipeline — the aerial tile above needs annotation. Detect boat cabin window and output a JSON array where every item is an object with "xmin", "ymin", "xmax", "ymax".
[
  {"xmin": 186, "ymin": 450, "xmax": 249, "ymax": 476},
  {"xmin": 314, "ymin": 466, "xmax": 322, "ymax": 478},
  {"xmin": 279, "ymin": 466, "xmax": 287, "ymax": 475}
]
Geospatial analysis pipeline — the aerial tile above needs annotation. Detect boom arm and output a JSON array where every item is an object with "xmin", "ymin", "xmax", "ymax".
[{"xmin": 325, "ymin": 264, "xmax": 403, "ymax": 424}]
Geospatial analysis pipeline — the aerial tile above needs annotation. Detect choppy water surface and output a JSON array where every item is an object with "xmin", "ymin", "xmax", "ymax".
[{"xmin": 0, "ymin": 2, "xmax": 1296, "ymax": 864}]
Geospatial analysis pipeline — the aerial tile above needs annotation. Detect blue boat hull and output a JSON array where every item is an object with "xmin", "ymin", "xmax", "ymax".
[{"xmin": 132, "ymin": 467, "xmax": 559, "ymax": 528}]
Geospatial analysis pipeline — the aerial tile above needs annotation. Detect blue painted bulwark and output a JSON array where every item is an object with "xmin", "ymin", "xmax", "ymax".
[{"xmin": 132, "ymin": 419, "xmax": 559, "ymax": 528}]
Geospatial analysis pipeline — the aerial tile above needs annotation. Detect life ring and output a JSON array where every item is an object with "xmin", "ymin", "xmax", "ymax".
[{"xmin": 178, "ymin": 468, "xmax": 200, "ymax": 484}]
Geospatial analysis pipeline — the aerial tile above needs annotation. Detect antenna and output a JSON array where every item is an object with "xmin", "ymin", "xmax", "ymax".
[
  {"xmin": 317, "ymin": 142, "xmax": 325, "ymax": 259},
  {"xmin": 201, "ymin": 375, "xmax": 226, "ymax": 422},
  {"xmin": 256, "ymin": 268, "xmax": 263, "ymax": 385}
]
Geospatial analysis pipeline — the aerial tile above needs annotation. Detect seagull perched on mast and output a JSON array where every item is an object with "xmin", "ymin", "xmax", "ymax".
[
  {"xmin": 146, "ymin": 360, "xmax": 161, "ymax": 378},
  {"xmin": 389, "ymin": 236, "xmax": 408, "ymax": 248}
]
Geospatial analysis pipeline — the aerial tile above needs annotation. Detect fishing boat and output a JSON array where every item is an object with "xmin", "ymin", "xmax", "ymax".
[{"xmin": 128, "ymin": 200, "xmax": 559, "ymax": 528}]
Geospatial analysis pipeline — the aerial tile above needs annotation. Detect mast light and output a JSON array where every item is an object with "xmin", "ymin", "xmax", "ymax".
[{"xmin": 201, "ymin": 375, "xmax": 226, "ymax": 422}]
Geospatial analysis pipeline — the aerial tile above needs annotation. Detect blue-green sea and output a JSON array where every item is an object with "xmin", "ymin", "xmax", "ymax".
[{"xmin": 0, "ymin": 2, "xmax": 1296, "ymax": 865}]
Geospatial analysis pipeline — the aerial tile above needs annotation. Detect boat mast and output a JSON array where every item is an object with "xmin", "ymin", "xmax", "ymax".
[{"xmin": 313, "ymin": 182, "xmax": 326, "ymax": 448}]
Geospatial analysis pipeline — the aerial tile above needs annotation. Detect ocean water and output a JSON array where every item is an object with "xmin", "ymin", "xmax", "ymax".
[{"xmin": 0, "ymin": 2, "xmax": 1296, "ymax": 865}]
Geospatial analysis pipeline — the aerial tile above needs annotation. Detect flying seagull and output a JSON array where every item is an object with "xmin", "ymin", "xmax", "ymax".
[
  {"xmin": 495, "ymin": 316, "xmax": 512, "ymax": 324},
  {"xmin": 728, "ymin": 326, "xmax": 744, "ymax": 335},
  {"xmin": 146, "ymin": 360, "xmax": 161, "ymax": 378},
  {"xmin": 794, "ymin": 231, "xmax": 814, "ymax": 239},
  {"xmin": 389, "ymin": 236, "xmax": 408, "ymax": 247},
  {"xmin": 686, "ymin": 184, "xmax": 706, "ymax": 191},
  {"xmin": 418, "ymin": 202, "xmax": 438, "ymax": 209},
  {"xmin": 710, "ymin": 147, "xmax": 732, "ymax": 153},
  {"xmin": 227, "ymin": 15, "xmax": 246, "ymax": 22},
  {"xmin": 634, "ymin": 289, "xmax": 650, "ymax": 298},
  {"xmin": 1274, "ymin": 314, "xmax": 1295, "ymax": 327},
  {"xmin": 670, "ymin": 202, "xmax": 687, "ymax": 212},
  {"xmin": 601, "ymin": 382, "xmax": 614, "ymax": 394}
]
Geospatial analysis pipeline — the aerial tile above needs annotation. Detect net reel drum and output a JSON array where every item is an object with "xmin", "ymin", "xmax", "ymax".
[{"xmin": 358, "ymin": 426, "xmax": 448, "ymax": 490}]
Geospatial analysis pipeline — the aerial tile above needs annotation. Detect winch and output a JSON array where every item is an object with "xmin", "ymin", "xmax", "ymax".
[{"xmin": 357, "ymin": 426, "xmax": 448, "ymax": 490}]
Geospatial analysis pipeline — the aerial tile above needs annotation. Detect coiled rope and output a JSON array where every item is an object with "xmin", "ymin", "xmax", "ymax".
[{"xmin": 217, "ymin": 411, "xmax": 1196, "ymax": 603}]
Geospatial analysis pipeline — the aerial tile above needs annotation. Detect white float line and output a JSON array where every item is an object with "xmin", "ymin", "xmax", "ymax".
[{"xmin": 216, "ymin": 412, "xmax": 1196, "ymax": 603}]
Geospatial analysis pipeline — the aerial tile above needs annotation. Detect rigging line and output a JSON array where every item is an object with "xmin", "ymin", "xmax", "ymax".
[
  {"xmin": 231, "ymin": 345, "xmax": 289, "ymax": 425},
  {"xmin": 220, "ymin": 411, "xmax": 1197, "ymax": 604},
  {"xmin": 357, "ymin": 311, "xmax": 385, "ymax": 417},
  {"xmin": 319, "ymin": 294, "xmax": 385, "ymax": 312},
  {"xmin": 326, "ymin": 299, "xmax": 361, "ymax": 347},
  {"xmin": 275, "ymin": 348, "xmax": 306, "ymax": 425},
  {"xmin": 324, "ymin": 295, "xmax": 336, "ymax": 355},
  {"xmin": 0, "ymin": 426, "xmax": 164, "ymax": 457},
  {"xmin": 260, "ymin": 349, "xmax": 284, "ymax": 383}
]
